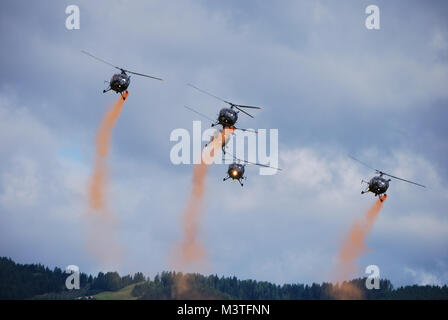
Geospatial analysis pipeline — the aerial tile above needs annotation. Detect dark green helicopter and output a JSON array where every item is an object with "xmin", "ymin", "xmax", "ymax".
[
  {"xmin": 349, "ymin": 155, "xmax": 426, "ymax": 201},
  {"xmin": 82, "ymin": 51, "xmax": 163, "ymax": 100}
]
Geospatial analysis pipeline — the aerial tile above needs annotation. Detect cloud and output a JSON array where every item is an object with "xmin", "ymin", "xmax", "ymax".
[
  {"xmin": 0, "ymin": 95, "xmax": 91, "ymax": 269},
  {"xmin": 430, "ymin": 29, "xmax": 448, "ymax": 51},
  {"xmin": 404, "ymin": 267, "xmax": 445, "ymax": 286},
  {"xmin": 204, "ymin": 146, "xmax": 448, "ymax": 284}
]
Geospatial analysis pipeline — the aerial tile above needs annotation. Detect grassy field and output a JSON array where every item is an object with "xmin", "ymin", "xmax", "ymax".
[{"xmin": 93, "ymin": 282, "xmax": 145, "ymax": 300}]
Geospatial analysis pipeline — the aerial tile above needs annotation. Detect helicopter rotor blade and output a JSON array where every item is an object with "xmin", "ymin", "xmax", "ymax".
[
  {"xmin": 378, "ymin": 171, "xmax": 426, "ymax": 188},
  {"xmin": 183, "ymin": 105, "xmax": 215, "ymax": 122},
  {"xmin": 348, "ymin": 155, "xmax": 379, "ymax": 172},
  {"xmin": 81, "ymin": 50, "xmax": 121, "ymax": 70},
  {"xmin": 187, "ymin": 84, "xmax": 262, "ymax": 117},
  {"xmin": 234, "ymin": 105, "xmax": 262, "ymax": 109},
  {"xmin": 234, "ymin": 106, "xmax": 255, "ymax": 118},
  {"xmin": 184, "ymin": 107, "xmax": 259, "ymax": 132},
  {"xmin": 82, "ymin": 51, "xmax": 163, "ymax": 81},
  {"xmin": 234, "ymin": 127, "xmax": 258, "ymax": 134},
  {"xmin": 187, "ymin": 83, "xmax": 230, "ymax": 104},
  {"xmin": 124, "ymin": 70, "xmax": 163, "ymax": 81},
  {"xmin": 232, "ymin": 155, "xmax": 282, "ymax": 171},
  {"xmin": 349, "ymin": 155, "xmax": 426, "ymax": 188}
]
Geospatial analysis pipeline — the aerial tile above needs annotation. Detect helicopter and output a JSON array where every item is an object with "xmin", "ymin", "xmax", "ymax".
[
  {"xmin": 185, "ymin": 84, "xmax": 261, "ymax": 154},
  {"xmin": 223, "ymin": 155, "xmax": 282, "ymax": 186},
  {"xmin": 186, "ymin": 83, "xmax": 261, "ymax": 132},
  {"xmin": 82, "ymin": 51, "xmax": 163, "ymax": 100},
  {"xmin": 349, "ymin": 155, "xmax": 426, "ymax": 201}
]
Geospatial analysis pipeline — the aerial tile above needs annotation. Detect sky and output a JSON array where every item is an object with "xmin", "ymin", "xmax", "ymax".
[{"xmin": 0, "ymin": 0, "xmax": 447, "ymax": 287}]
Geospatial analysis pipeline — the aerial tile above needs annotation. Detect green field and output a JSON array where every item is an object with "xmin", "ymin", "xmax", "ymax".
[{"xmin": 93, "ymin": 282, "xmax": 145, "ymax": 300}]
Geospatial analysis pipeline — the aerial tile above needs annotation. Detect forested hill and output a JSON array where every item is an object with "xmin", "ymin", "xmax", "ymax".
[{"xmin": 1, "ymin": 257, "xmax": 447, "ymax": 300}]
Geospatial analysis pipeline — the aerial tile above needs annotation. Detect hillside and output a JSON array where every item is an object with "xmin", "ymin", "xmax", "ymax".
[{"xmin": 93, "ymin": 282, "xmax": 145, "ymax": 300}]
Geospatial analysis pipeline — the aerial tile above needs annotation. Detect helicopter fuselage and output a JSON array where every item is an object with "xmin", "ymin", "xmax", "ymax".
[
  {"xmin": 228, "ymin": 163, "xmax": 245, "ymax": 179},
  {"xmin": 109, "ymin": 73, "xmax": 130, "ymax": 93},
  {"xmin": 364, "ymin": 175, "xmax": 390, "ymax": 196},
  {"xmin": 217, "ymin": 108, "xmax": 238, "ymax": 127},
  {"xmin": 224, "ymin": 163, "xmax": 245, "ymax": 186}
]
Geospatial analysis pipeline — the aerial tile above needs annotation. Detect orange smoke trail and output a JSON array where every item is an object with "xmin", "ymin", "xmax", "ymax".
[
  {"xmin": 89, "ymin": 92, "xmax": 128, "ymax": 212},
  {"xmin": 331, "ymin": 195, "xmax": 387, "ymax": 299},
  {"xmin": 173, "ymin": 128, "xmax": 234, "ymax": 270},
  {"xmin": 86, "ymin": 92, "xmax": 128, "ymax": 266}
]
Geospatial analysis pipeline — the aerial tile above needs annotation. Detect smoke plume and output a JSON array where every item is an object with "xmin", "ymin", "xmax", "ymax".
[
  {"xmin": 330, "ymin": 195, "xmax": 387, "ymax": 299},
  {"xmin": 172, "ymin": 128, "xmax": 234, "ymax": 270},
  {"xmin": 86, "ymin": 93, "xmax": 129, "ymax": 266}
]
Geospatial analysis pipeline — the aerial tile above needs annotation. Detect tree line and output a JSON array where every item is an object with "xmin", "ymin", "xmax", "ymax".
[
  {"xmin": 131, "ymin": 271, "xmax": 448, "ymax": 300},
  {"xmin": 0, "ymin": 257, "xmax": 144, "ymax": 299},
  {"xmin": 1, "ymin": 257, "xmax": 447, "ymax": 300}
]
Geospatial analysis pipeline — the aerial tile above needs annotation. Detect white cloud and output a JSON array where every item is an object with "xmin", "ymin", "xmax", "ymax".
[
  {"xmin": 404, "ymin": 267, "xmax": 444, "ymax": 286},
  {"xmin": 430, "ymin": 29, "xmax": 448, "ymax": 51},
  {"xmin": 0, "ymin": 156, "xmax": 40, "ymax": 208},
  {"xmin": 192, "ymin": 144, "xmax": 448, "ymax": 285}
]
